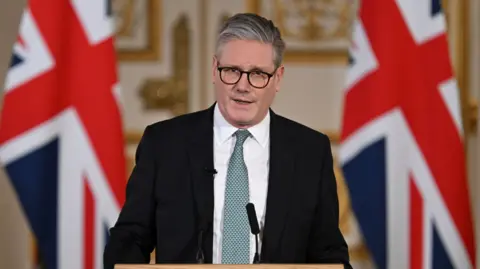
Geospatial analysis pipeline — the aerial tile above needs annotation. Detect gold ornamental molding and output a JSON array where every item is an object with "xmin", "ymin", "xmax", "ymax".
[
  {"xmin": 113, "ymin": 0, "xmax": 162, "ymax": 61},
  {"xmin": 470, "ymin": 99, "xmax": 478, "ymax": 134},
  {"xmin": 125, "ymin": 131, "xmax": 143, "ymax": 145},
  {"xmin": 246, "ymin": 0, "xmax": 352, "ymax": 64},
  {"xmin": 443, "ymin": 0, "xmax": 476, "ymax": 136},
  {"xmin": 138, "ymin": 14, "xmax": 190, "ymax": 116}
]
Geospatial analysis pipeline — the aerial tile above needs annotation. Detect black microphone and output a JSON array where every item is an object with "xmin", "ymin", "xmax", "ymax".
[
  {"xmin": 196, "ymin": 218, "xmax": 208, "ymax": 263},
  {"xmin": 246, "ymin": 203, "xmax": 260, "ymax": 264},
  {"xmin": 196, "ymin": 167, "xmax": 215, "ymax": 263},
  {"xmin": 204, "ymin": 167, "xmax": 217, "ymax": 175}
]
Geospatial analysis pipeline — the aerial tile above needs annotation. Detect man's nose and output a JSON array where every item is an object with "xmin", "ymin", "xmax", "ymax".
[{"xmin": 236, "ymin": 73, "xmax": 250, "ymax": 90}]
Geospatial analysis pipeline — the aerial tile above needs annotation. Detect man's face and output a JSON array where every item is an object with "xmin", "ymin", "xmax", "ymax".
[{"xmin": 212, "ymin": 39, "xmax": 284, "ymax": 128}]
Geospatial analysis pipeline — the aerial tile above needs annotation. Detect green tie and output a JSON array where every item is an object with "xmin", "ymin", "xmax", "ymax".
[{"xmin": 221, "ymin": 129, "xmax": 251, "ymax": 264}]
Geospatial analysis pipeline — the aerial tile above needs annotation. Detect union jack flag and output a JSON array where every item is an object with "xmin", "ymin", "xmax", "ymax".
[
  {"xmin": 0, "ymin": 1, "xmax": 125, "ymax": 269},
  {"xmin": 339, "ymin": 0, "xmax": 476, "ymax": 268}
]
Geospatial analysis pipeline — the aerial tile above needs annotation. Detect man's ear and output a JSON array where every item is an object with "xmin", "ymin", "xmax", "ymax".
[
  {"xmin": 212, "ymin": 56, "xmax": 218, "ymax": 84},
  {"xmin": 274, "ymin": 65, "xmax": 285, "ymax": 92}
]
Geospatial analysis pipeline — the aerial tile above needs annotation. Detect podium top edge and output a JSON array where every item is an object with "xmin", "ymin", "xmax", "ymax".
[{"xmin": 114, "ymin": 264, "xmax": 343, "ymax": 269}]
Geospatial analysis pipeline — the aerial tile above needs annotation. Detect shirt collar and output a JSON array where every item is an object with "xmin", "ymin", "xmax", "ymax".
[{"xmin": 213, "ymin": 103, "xmax": 270, "ymax": 148}]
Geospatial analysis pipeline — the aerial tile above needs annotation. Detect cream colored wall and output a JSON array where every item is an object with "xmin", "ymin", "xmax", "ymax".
[{"xmin": 0, "ymin": 1, "xmax": 31, "ymax": 269}]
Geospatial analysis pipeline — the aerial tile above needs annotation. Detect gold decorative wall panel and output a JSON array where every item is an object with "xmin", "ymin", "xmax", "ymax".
[
  {"xmin": 443, "ymin": 0, "xmax": 477, "ymax": 136},
  {"xmin": 113, "ymin": 0, "xmax": 162, "ymax": 61},
  {"xmin": 246, "ymin": 0, "xmax": 355, "ymax": 64},
  {"xmin": 139, "ymin": 15, "xmax": 190, "ymax": 115},
  {"xmin": 470, "ymin": 99, "xmax": 478, "ymax": 134}
]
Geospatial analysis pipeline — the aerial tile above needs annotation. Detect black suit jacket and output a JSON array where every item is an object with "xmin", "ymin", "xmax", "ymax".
[{"xmin": 104, "ymin": 104, "xmax": 352, "ymax": 269}]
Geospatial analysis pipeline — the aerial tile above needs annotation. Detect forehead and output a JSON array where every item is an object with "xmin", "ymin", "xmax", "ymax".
[{"xmin": 218, "ymin": 39, "xmax": 275, "ymax": 70}]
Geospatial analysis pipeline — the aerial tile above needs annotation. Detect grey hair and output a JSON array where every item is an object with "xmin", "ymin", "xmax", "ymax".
[{"xmin": 215, "ymin": 13, "xmax": 286, "ymax": 69}]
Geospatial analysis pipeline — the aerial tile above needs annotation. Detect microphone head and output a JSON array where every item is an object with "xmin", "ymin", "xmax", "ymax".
[{"xmin": 246, "ymin": 203, "xmax": 260, "ymax": 234}]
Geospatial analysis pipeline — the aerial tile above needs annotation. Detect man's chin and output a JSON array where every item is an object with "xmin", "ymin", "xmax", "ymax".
[
  {"xmin": 224, "ymin": 105, "xmax": 258, "ymax": 127},
  {"xmin": 232, "ymin": 117, "xmax": 253, "ymax": 125},
  {"xmin": 228, "ymin": 114, "xmax": 255, "ymax": 127}
]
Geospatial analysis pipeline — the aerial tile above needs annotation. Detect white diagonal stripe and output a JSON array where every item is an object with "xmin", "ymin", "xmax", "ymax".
[{"xmin": 438, "ymin": 78, "xmax": 463, "ymax": 138}]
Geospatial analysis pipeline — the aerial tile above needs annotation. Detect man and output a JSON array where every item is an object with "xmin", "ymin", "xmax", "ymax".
[{"xmin": 104, "ymin": 13, "xmax": 351, "ymax": 269}]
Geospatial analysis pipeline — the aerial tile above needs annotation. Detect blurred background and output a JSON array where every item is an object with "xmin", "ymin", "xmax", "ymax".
[{"xmin": 0, "ymin": 0, "xmax": 478, "ymax": 268}]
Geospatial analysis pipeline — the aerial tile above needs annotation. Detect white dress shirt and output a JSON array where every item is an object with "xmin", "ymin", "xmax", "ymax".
[{"xmin": 212, "ymin": 104, "xmax": 270, "ymax": 264}]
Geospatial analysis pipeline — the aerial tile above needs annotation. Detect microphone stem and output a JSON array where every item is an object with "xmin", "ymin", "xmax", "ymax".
[
  {"xmin": 253, "ymin": 233, "xmax": 259, "ymax": 263},
  {"xmin": 196, "ymin": 230, "xmax": 205, "ymax": 263}
]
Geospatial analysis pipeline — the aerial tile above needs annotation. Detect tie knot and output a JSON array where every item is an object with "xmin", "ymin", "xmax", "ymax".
[{"xmin": 234, "ymin": 129, "xmax": 251, "ymax": 146}]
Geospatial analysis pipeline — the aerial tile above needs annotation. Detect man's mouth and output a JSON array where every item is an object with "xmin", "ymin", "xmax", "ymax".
[{"xmin": 232, "ymin": 98, "xmax": 253, "ymax": 104}]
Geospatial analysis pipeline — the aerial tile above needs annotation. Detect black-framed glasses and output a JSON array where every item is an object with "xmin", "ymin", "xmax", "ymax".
[{"xmin": 217, "ymin": 65, "xmax": 275, "ymax": 89}]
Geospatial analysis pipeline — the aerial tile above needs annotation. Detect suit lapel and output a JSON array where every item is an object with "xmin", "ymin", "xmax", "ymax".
[
  {"xmin": 187, "ymin": 105, "xmax": 215, "ymax": 263},
  {"xmin": 261, "ymin": 111, "xmax": 295, "ymax": 261}
]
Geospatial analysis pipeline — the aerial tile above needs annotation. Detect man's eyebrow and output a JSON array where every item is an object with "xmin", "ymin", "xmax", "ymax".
[{"xmin": 222, "ymin": 64, "xmax": 272, "ymax": 72}]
